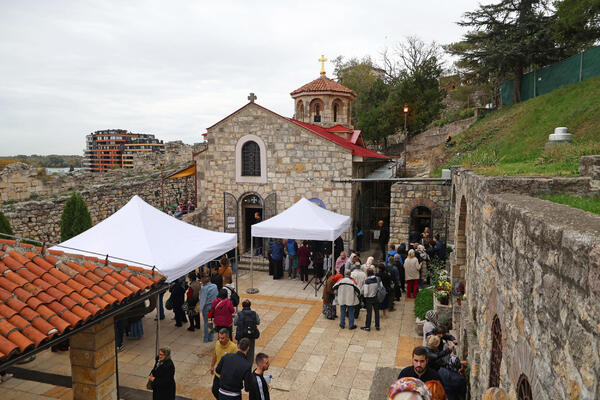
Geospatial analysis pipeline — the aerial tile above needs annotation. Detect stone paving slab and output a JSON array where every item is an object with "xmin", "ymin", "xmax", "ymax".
[{"xmin": 1, "ymin": 270, "xmax": 423, "ymax": 399}]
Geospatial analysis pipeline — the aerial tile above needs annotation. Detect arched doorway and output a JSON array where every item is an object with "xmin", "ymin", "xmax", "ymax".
[
  {"xmin": 517, "ymin": 374, "xmax": 533, "ymax": 400},
  {"xmin": 240, "ymin": 193, "xmax": 263, "ymax": 253},
  {"xmin": 410, "ymin": 206, "xmax": 432, "ymax": 242}
]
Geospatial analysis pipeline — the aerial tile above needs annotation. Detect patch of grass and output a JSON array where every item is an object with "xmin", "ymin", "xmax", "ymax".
[
  {"xmin": 434, "ymin": 75, "xmax": 600, "ymax": 176},
  {"xmin": 414, "ymin": 288, "xmax": 434, "ymax": 320},
  {"xmin": 540, "ymin": 194, "xmax": 600, "ymax": 215}
]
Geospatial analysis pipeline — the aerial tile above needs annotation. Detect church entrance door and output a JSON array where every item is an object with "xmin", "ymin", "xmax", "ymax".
[
  {"xmin": 241, "ymin": 193, "xmax": 263, "ymax": 254},
  {"xmin": 410, "ymin": 206, "xmax": 432, "ymax": 241}
]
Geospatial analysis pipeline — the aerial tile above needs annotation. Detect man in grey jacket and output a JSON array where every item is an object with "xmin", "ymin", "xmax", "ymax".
[
  {"xmin": 332, "ymin": 270, "xmax": 360, "ymax": 330},
  {"xmin": 361, "ymin": 268, "xmax": 380, "ymax": 331}
]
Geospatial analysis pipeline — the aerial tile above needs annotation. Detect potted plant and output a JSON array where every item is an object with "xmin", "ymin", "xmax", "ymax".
[
  {"xmin": 456, "ymin": 294, "xmax": 465, "ymax": 306},
  {"xmin": 414, "ymin": 288, "xmax": 433, "ymax": 335}
]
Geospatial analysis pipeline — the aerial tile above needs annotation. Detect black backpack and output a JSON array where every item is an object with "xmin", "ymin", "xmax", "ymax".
[
  {"xmin": 227, "ymin": 287, "xmax": 240, "ymax": 307},
  {"xmin": 240, "ymin": 310, "xmax": 260, "ymax": 339}
]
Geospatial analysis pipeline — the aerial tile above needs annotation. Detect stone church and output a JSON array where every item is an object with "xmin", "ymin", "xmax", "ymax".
[{"xmin": 194, "ymin": 67, "xmax": 388, "ymax": 253}]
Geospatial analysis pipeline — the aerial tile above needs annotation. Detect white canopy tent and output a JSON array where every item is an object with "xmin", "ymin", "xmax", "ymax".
[
  {"xmin": 50, "ymin": 195, "xmax": 237, "ymax": 282},
  {"xmin": 249, "ymin": 197, "xmax": 350, "ymax": 294}
]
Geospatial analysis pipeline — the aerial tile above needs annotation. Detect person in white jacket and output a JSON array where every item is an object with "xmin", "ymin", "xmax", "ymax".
[
  {"xmin": 332, "ymin": 270, "xmax": 360, "ymax": 330},
  {"xmin": 350, "ymin": 264, "xmax": 367, "ymax": 319}
]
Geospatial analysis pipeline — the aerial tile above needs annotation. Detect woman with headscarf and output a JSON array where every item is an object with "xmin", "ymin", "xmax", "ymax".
[
  {"xmin": 422, "ymin": 310, "xmax": 439, "ymax": 344},
  {"xmin": 149, "ymin": 346, "xmax": 176, "ymax": 400},
  {"xmin": 322, "ymin": 273, "xmax": 343, "ymax": 320},
  {"xmin": 416, "ymin": 245, "xmax": 430, "ymax": 286},
  {"xmin": 404, "ymin": 250, "xmax": 421, "ymax": 299},
  {"xmin": 387, "ymin": 377, "xmax": 432, "ymax": 400},
  {"xmin": 361, "ymin": 256, "xmax": 375, "ymax": 274},
  {"xmin": 438, "ymin": 356, "xmax": 466, "ymax": 400},
  {"xmin": 335, "ymin": 252, "xmax": 347, "ymax": 274}
]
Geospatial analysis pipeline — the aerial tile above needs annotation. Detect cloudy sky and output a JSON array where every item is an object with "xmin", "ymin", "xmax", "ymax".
[{"xmin": 0, "ymin": 0, "xmax": 484, "ymax": 156}]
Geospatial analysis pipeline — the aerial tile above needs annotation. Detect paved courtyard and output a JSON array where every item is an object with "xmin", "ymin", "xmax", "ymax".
[{"xmin": 0, "ymin": 269, "xmax": 423, "ymax": 399}]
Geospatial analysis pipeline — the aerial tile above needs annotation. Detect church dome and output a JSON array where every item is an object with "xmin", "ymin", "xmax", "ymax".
[{"xmin": 290, "ymin": 76, "xmax": 356, "ymax": 98}]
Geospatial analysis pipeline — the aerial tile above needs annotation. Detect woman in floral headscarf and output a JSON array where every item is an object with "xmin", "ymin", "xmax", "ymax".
[{"xmin": 387, "ymin": 377, "xmax": 432, "ymax": 400}]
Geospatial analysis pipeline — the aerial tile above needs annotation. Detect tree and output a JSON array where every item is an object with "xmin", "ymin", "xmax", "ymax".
[
  {"xmin": 553, "ymin": 0, "xmax": 600, "ymax": 51},
  {"xmin": 0, "ymin": 210, "xmax": 13, "ymax": 237},
  {"xmin": 60, "ymin": 193, "xmax": 92, "ymax": 241},
  {"xmin": 447, "ymin": 0, "xmax": 560, "ymax": 104}
]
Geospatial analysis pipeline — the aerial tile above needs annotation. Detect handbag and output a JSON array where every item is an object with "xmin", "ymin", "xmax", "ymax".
[
  {"xmin": 165, "ymin": 297, "xmax": 173, "ymax": 310},
  {"xmin": 146, "ymin": 379, "xmax": 153, "ymax": 390}
]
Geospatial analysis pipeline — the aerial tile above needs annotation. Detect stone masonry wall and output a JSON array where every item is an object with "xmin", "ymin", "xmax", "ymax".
[
  {"xmin": 1, "ymin": 170, "xmax": 192, "ymax": 243},
  {"xmin": 389, "ymin": 183, "xmax": 450, "ymax": 247},
  {"xmin": 451, "ymin": 168, "xmax": 600, "ymax": 399},
  {"xmin": 197, "ymin": 103, "xmax": 353, "ymax": 250}
]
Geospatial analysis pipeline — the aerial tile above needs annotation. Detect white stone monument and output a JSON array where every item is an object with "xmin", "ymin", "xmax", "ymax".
[{"xmin": 545, "ymin": 127, "xmax": 573, "ymax": 150}]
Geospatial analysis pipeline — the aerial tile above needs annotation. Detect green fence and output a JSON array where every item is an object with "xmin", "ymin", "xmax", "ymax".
[{"xmin": 501, "ymin": 45, "xmax": 600, "ymax": 106}]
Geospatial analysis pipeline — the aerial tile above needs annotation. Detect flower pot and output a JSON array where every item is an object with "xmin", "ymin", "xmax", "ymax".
[
  {"xmin": 457, "ymin": 299, "xmax": 462, "ymax": 306},
  {"xmin": 434, "ymin": 295, "xmax": 452, "ymax": 314},
  {"xmin": 415, "ymin": 317, "xmax": 425, "ymax": 336}
]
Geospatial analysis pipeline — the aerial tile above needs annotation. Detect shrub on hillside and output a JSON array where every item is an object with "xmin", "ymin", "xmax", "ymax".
[
  {"xmin": 0, "ymin": 210, "xmax": 13, "ymax": 237},
  {"xmin": 60, "ymin": 193, "xmax": 92, "ymax": 242}
]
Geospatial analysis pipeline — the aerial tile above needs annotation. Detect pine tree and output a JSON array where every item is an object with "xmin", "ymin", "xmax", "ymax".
[
  {"xmin": 60, "ymin": 193, "xmax": 92, "ymax": 241},
  {"xmin": 0, "ymin": 210, "xmax": 13, "ymax": 237}
]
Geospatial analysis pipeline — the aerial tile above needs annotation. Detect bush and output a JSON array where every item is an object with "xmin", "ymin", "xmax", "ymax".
[
  {"xmin": 414, "ymin": 288, "xmax": 434, "ymax": 320},
  {"xmin": 60, "ymin": 193, "xmax": 92, "ymax": 241},
  {"xmin": 0, "ymin": 210, "xmax": 14, "ymax": 237}
]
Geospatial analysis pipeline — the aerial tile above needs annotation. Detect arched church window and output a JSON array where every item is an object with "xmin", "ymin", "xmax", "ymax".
[
  {"xmin": 314, "ymin": 104, "xmax": 321, "ymax": 122},
  {"xmin": 241, "ymin": 141, "xmax": 261, "ymax": 176},
  {"xmin": 333, "ymin": 103, "xmax": 338, "ymax": 122},
  {"xmin": 517, "ymin": 374, "xmax": 533, "ymax": 400},
  {"xmin": 296, "ymin": 101, "xmax": 304, "ymax": 120}
]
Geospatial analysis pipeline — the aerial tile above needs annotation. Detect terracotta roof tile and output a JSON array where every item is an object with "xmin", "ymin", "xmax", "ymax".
[
  {"xmin": 290, "ymin": 76, "xmax": 356, "ymax": 97},
  {"xmin": 0, "ymin": 243, "xmax": 165, "ymax": 364}
]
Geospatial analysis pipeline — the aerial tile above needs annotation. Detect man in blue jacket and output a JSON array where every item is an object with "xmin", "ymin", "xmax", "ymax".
[{"xmin": 270, "ymin": 239, "xmax": 284, "ymax": 280}]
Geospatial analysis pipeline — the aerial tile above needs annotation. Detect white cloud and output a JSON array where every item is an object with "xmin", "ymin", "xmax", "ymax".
[{"xmin": 0, "ymin": 0, "xmax": 483, "ymax": 155}]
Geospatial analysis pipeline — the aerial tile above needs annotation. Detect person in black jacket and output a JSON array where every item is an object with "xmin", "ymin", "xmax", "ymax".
[
  {"xmin": 425, "ymin": 335, "xmax": 454, "ymax": 371},
  {"xmin": 249, "ymin": 353, "xmax": 270, "ymax": 400},
  {"xmin": 149, "ymin": 347, "xmax": 176, "ymax": 400},
  {"xmin": 398, "ymin": 346, "xmax": 442, "ymax": 384},
  {"xmin": 377, "ymin": 220, "xmax": 389, "ymax": 259},
  {"xmin": 216, "ymin": 338, "xmax": 253, "ymax": 400},
  {"xmin": 235, "ymin": 300, "xmax": 260, "ymax": 366},
  {"xmin": 171, "ymin": 278, "xmax": 186, "ymax": 327}
]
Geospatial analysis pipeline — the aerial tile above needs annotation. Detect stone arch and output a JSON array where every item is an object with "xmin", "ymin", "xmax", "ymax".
[
  {"xmin": 309, "ymin": 98, "xmax": 325, "ymax": 123},
  {"xmin": 332, "ymin": 98, "xmax": 343, "ymax": 123},
  {"xmin": 456, "ymin": 196, "xmax": 467, "ymax": 267},
  {"xmin": 517, "ymin": 374, "xmax": 533, "ymax": 400},
  {"xmin": 296, "ymin": 100, "xmax": 304, "ymax": 120},
  {"xmin": 235, "ymin": 134, "xmax": 267, "ymax": 184},
  {"xmin": 489, "ymin": 314, "xmax": 503, "ymax": 388}
]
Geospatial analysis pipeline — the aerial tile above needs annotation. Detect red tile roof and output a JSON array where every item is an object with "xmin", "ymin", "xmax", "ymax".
[
  {"xmin": 287, "ymin": 119, "xmax": 389, "ymax": 159},
  {"xmin": 290, "ymin": 76, "xmax": 356, "ymax": 97},
  {"xmin": 0, "ymin": 239, "xmax": 164, "ymax": 362}
]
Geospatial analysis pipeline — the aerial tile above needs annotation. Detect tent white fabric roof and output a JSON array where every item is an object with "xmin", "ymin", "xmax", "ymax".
[
  {"xmin": 251, "ymin": 197, "xmax": 350, "ymax": 241},
  {"xmin": 50, "ymin": 195, "xmax": 237, "ymax": 282}
]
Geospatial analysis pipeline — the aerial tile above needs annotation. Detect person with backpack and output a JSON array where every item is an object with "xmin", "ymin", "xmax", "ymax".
[
  {"xmin": 235, "ymin": 299, "xmax": 260, "ymax": 366},
  {"xmin": 223, "ymin": 283, "xmax": 240, "ymax": 308},
  {"xmin": 211, "ymin": 289, "xmax": 235, "ymax": 340},
  {"xmin": 361, "ymin": 268, "xmax": 380, "ymax": 331}
]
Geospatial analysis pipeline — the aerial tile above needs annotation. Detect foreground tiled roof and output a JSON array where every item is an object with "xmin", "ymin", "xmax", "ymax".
[
  {"xmin": 290, "ymin": 76, "xmax": 356, "ymax": 97},
  {"xmin": 0, "ymin": 239, "xmax": 164, "ymax": 362},
  {"xmin": 287, "ymin": 119, "xmax": 389, "ymax": 159}
]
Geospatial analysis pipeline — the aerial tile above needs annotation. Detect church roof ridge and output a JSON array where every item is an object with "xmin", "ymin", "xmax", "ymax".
[{"xmin": 290, "ymin": 76, "xmax": 356, "ymax": 97}]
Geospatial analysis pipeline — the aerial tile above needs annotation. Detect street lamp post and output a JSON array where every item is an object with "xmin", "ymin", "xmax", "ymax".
[{"xmin": 402, "ymin": 105, "xmax": 409, "ymax": 176}]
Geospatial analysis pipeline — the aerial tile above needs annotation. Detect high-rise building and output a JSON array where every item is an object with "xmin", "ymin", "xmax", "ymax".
[{"xmin": 83, "ymin": 129, "xmax": 165, "ymax": 172}]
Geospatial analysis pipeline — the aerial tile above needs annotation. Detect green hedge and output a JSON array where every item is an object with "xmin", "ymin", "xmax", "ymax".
[{"xmin": 414, "ymin": 288, "xmax": 434, "ymax": 320}]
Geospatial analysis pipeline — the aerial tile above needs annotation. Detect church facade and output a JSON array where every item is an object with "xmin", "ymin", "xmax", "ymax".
[{"xmin": 195, "ymin": 72, "xmax": 388, "ymax": 253}]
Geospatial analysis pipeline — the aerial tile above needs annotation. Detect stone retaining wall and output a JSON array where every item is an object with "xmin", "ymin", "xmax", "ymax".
[
  {"xmin": 451, "ymin": 168, "xmax": 599, "ymax": 399},
  {"xmin": 1, "ymin": 171, "xmax": 192, "ymax": 243}
]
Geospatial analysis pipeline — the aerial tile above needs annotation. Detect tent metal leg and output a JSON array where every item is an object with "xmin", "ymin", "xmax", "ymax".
[
  {"xmin": 155, "ymin": 293, "xmax": 160, "ymax": 357},
  {"xmin": 235, "ymin": 246, "xmax": 239, "ymax": 294},
  {"xmin": 247, "ymin": 237, "xmax": 259, "ymax": 294},
  {"xmin": 331, "ymin": 241, "xmax": 335, "ymax": 275}
]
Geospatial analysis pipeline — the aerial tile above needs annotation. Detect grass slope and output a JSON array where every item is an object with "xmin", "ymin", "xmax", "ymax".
[
  {"xmin": 540, "ymin": 194, "xmax": 600, "ymax": 215},
  {"xmin": 435, "ymin": 75, "xmax": 600, "ymax": 176}
]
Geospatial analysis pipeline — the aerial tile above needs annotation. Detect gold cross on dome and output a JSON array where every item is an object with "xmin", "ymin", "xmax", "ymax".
[{"xmin": 319, "ymin": 55, "xmax": 327, "ymax": 76}]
